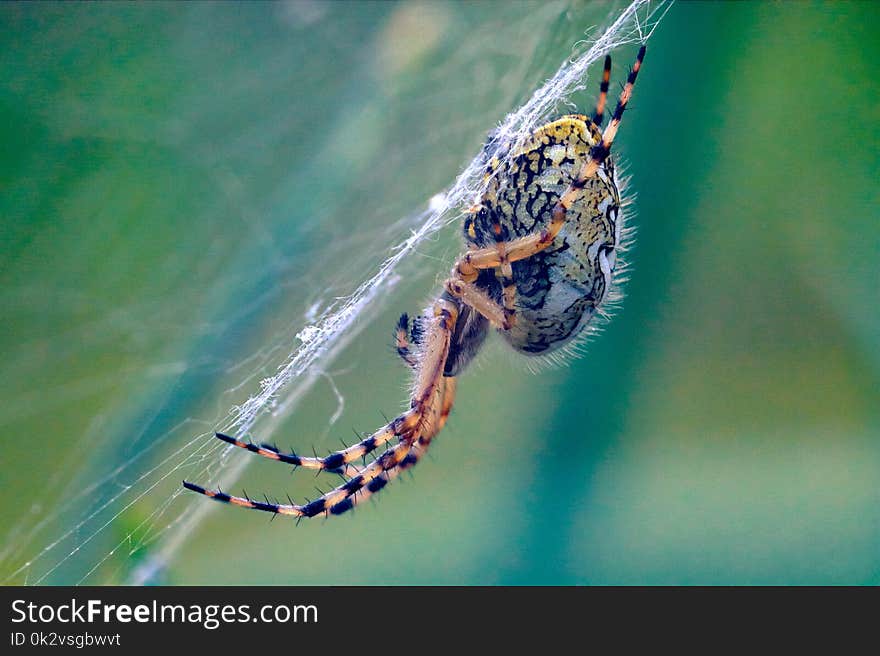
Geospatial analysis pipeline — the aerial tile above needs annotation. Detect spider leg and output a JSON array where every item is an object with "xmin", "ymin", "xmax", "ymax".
[
  {"xmin": 434, "ymin": 375, "xmax": 456, "ymax": 435},
  {"xmin": 444, "ymin": 277, "xmax": 509, "ymax": 329},
  {"xmin": 209, "ymin": 311, "xmax": 438, "ymax": 477},
  {"xmin": 340, "ymin": 376, "xmax": 457, "ymax": 511},
  {"xmin": 183, "ymin": 439, "xmax": 415, "ymax": 517},
  {"xmin": 592, "ymin": 54, "xmax": 612, "ymax": 126},
  {"xmin": 408, "ymin": 375, "xmax": 454, "ymax": 452},
  {"xmin": 455, "ymin": 46, "xmax": 646, "ymax": 275},
  {"xmin": 183, "ymin": 297, "xmax": 459, "ymax": 518},
  {"xmin": 212, "ymin": 431, "xmax": 382, "ymax": 476},
  {"xmin": 577, "ymin": 44, "xmax": 646, "ymax": 181}
]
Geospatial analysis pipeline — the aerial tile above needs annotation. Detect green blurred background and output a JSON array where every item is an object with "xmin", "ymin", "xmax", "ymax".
[{"xmin": 1, "ymin": 0, "xmax": 878, "ymax": 585}]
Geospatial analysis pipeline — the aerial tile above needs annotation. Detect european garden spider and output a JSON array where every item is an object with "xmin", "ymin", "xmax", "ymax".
[{"xmin": 184, "ymin": 46, "xmax": 646, "ymax": 519}]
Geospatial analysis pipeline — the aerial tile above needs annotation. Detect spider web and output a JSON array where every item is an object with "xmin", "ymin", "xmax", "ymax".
[{"xmin": 1, "ymin": 0, "xmax": 671, "ymax": 585}]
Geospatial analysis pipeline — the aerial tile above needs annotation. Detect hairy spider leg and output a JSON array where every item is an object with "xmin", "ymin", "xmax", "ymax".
[
  {"xmin": 181, "ymin": 439, "xmax": 414, "ymax": 518},
  {"xmin": 213, "ymin": 428, "xmax": 389, "ymax": 476},
  {"xmin": 435, "ymin": 376, "xmax": 456, "ymax": 434},
  {"xmin": 209, "ymin": 310, "xmax": 442, "ymax": 475},
  {"xmin": 346, "ymin": 377, "xmax": 457, "ymax": 510},
  {"xmin": 183, "ymin": 298, "xmax": 459, "ymax": 518},
  {"xmin": 592, "ymin": 54, "xmax": 612, "ymax": 126},
  {"xmin": 452, "ymin": 45, "xmax": 646, "ymax": 287},
  {"xmin": 444, "ymin": 277, "xmax": 508, "ymax": 329},
  {"xmin": 586, "ymin": 44, "xmax": 645, "ymax": 169}
]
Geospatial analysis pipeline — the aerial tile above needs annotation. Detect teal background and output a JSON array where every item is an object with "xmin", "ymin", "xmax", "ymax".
[{"xmin": 1, "ymin": 1, "xmax": 878, "ymax": 585}]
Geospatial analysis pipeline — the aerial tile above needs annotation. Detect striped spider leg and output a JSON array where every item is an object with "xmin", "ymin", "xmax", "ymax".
[{"xmin": 183, "ymin": 297, "xmax": 459, "ymax": 518}]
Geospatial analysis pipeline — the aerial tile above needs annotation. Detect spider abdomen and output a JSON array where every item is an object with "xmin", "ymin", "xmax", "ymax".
[{"xmin": 466, "ymin": 115, "xmax": 623, "ymax": 355}]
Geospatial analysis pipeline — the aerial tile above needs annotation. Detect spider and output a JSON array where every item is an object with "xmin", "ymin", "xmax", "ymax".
[{"xmin": 184, "ymin": 46, "xmax": 646, "ymax": 519}]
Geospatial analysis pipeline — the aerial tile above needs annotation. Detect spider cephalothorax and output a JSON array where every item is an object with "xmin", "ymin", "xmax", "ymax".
[{"xmin": 184, "ymin": 46, "xmax": 646, "ymax": 518}]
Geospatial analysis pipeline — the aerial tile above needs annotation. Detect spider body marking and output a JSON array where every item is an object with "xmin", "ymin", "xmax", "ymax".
[
  {"xmin": 184, "ymin": 46, "xmax": 646, "ymax": 519},
  {"xmin": 464, "ymin": 114, "xmax": 621, "ymax": 355}
]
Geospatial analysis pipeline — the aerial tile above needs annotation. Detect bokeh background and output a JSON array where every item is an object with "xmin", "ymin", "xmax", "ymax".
[{"xmin": 1, "ymin": 0, "xmax": 878, "ymax": 585}]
